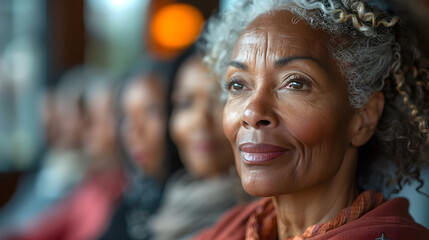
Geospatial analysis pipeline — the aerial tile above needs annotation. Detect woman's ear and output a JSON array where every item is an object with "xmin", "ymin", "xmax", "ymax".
[{"xmin": 350, "ymin": 92, "xmax": 385, "ymax": 147}]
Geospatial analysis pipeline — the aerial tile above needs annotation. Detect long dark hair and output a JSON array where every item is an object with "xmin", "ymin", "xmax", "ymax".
[{"xmin": 114, "ymin": 58, "xmax": 183, "ymax": 201}]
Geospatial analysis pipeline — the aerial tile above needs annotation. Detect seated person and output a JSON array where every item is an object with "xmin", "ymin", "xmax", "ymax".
[
  {"xmin": 149, "ymin": 49, "xmax": 250, "ymax": 240},
  {"xmin": 195, "ymin": 0, "xmax": 429, "ymax": 239},
  {"xmin": 100, "ymin": 62, "xmax": 182, "ymax": 240}
]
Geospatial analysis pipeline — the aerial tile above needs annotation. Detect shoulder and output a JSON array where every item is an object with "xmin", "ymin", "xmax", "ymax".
[
  {"xmin": 164, "ymin": 169, "xmax": 189, "ymax": 188},
  {"xmin": 193, "ymin": 198, "xmax": 267, "ymax": 240},
  {"xmin": 312, "ymin": 197, "xmax": 429, "ymax": 240}
]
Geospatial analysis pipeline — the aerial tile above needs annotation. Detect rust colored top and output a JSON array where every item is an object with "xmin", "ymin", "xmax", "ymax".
[{"xmin": 195, "ymin": 191, "xmax": 429, "ymax": 240}]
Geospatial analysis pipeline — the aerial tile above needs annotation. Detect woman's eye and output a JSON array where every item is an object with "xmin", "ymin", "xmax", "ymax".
[
  {"xmin": 224, "ymin": 79, "xmax": 245, "ymax": 94},
  {"xmin": 287, "ymin": 81, "xmax": 304, "ymax": 89},
  {"xmin": 147, "ymin": 105, "xmax": 165, "ymax": 118},
  {"xmin": 232, "ymin": 82, "xmax": 243, "ymax": 91},
  {"xmin": 284, "ymin": 75, "xmax": 310, "ymax": 90},
  {"xmin": 175, "ymin": 100, "xmax": 192, "ymax": 110}
]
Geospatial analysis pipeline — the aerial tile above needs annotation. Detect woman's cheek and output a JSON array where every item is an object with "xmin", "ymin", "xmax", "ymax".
[
  {"xmin": 291, "ymin": 118, "xmax": 329, "ymax": 144},
  {"xmin": 283, "ymin": 104, "xmax": 336, "ymax": 146},
  {"xmin": 170, "ymin": 113, "xmax": 187, "ymax": 146},
  {"xmin": 222, "ymin": 102, "xmax": 241, "ymax": 146},
  {"xmin": 223, "ymin": 102, "xmax": 243, "ymax": 173}
]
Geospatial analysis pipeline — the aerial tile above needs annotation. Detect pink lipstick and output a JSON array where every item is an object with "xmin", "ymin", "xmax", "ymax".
[
  {"xmin": 132, "ymin": 152, "xmax": 148, "ymax": 165},
  {"xmin": 239, "ymin": 143, "xmax": 289, "ymax": 164}
]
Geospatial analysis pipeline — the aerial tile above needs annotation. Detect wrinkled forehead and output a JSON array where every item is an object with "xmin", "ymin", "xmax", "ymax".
[{"xmin": 232, "ymin": 10, "xmax": 332, "ymax": 62}]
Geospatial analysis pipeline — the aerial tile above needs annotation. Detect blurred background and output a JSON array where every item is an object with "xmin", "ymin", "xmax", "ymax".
[
  {"xmin": 0, "ymin": 0, "xmax": 232, "ymax": 171},
  {"xmin": 0, "ymin": 0, "xmax": 428, "ymax": 236},
  {"xmin": 0, "ymin": 0, "xmax": 232, "ymax": 203}
]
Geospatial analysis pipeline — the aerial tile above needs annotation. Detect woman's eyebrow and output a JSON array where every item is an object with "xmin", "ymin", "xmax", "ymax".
[
  {"xmin": 228, "ymin": 56, "xmax": 321, "ymax": 70},
  {"xmin": 228, "ymin": 61, "xmax": 248, "ymax": 70},
  {"xmin": 275, "ymin": 56, "xmax": 320, "ymax": 68}
]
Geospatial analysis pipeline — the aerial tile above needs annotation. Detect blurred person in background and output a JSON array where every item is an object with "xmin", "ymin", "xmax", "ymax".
[
  {"xmin": 0, "ymin": 87, "xmax": 59, "ymax": 216},
  {"xmin": 31, "ymin": 67, "xmax": 89, "ymax": 202},
  {"xmin": 1, "ymin": 68, "xmax": 125, "ymax": 240},
  {"xmin": 0, "ymin": 67, "xmax": 90, "ymax": 235},
  {"xmin": 99, "ymin": 61, "xmax": 182, "ymax": 240},
  {"xmin": 148, "ymin": 48, "xmax": 250, "ymax": 240}
]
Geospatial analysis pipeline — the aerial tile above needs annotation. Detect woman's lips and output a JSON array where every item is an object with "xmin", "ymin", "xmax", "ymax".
[
  {"xmin": 239, "ymin": 143, "xmax": 289, "ymax": 164},
  {"xmin": 132, "ymin": 152, "xmax": 148, "ymax": 165},
  {"xmin": 193, "ymin": 140, "xmax": 216, "ymax": 153}
]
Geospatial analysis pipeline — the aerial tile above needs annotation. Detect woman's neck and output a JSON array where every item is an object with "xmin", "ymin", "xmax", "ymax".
[{"xmin": 273, "ymin": 150, "xmax": 358, "ymax": 239}]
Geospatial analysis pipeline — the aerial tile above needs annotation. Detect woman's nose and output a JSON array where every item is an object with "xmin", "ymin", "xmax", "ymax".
[
  {"xmin": 241, "ymin": 93, "xmax": 279, "ymax": 129},
  {"xmin": 127, "ymin": 118, "xmax": 145, "ymax": 137},
  {"xmin": 194, "ymin": 101, "xmax": 214, "ymax": 127}
]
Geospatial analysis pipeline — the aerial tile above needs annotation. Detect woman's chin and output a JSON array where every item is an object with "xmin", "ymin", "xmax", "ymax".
[
  {"xmin": 245, "ymin": 190, "xmax": 274, "ymax": 198},
  {"xmin": 242, "ymin": 180, "xmax": 292, "ymax": 198}
]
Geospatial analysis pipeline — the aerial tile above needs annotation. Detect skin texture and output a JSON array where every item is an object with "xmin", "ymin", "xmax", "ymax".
[
  {"xmin": 84, "ymin": 88, "xmax": 119, "ymax": 170},
  {"xmin": 171, "ymin": 56, "xmax": 234, "ymax": 178},
  {"xmin": 55, "ymin": 96, "xmax": 85, "ymax": 150},
  {"xmin": 223, "ymin": 11, "xmax": 384, "ymax": 239},
  {"xmin": 121, "ymin": 76, "xmax": 167, "ymax": 180}
]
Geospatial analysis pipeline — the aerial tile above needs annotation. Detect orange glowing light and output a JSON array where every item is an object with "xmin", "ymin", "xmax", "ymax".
[{"xmin": 150, "ymin": 3, "xmax": 204, "ymax": 50}]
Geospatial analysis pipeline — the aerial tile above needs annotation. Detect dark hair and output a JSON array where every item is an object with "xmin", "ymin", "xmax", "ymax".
[
  {"xmin": 113, "ymin": 58, "xmax": 183, "ymax": 198},
  {"xmin": 167, "ymin": 44, "xmax": 199, "ymax": 101}
]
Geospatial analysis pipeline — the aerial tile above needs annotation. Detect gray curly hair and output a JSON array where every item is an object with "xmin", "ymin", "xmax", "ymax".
[
  {"xmin": 202, "ymin": 0, "xmax": 429, "ymax": 194},
  {"xmin": 203, "ymin": 0, "xmax": 398, "ymax": 108}
]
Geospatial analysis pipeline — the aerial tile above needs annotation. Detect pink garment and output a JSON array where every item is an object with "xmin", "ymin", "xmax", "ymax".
[{"xmin": 11, "ymin": 170, "xmax": 125, "ymax": 240}]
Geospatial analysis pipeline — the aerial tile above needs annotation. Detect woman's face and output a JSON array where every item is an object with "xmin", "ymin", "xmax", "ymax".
[
  {"xmin": 224, "ymin": 11, "xmax": 361, "ymax": 197},
  {"xmin": 85, "ymin": 90, "xmax": 117, "ymax": 161},
  {"xmin": 121, "ymin": 76, "xmax": 167, "ymax": 178},
  {"xmin": 171, "ymin": 57, "xmax": 234, "ymax": 178},
  {"xmin": 56, "ymin": 97, "xmax": 85, "ymax": 149}
]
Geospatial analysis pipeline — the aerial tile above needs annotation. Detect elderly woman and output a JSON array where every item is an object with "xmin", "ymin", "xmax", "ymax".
[{"xmin": 195, "ymin": 0, "xmax": 429, "ymax": 239}]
